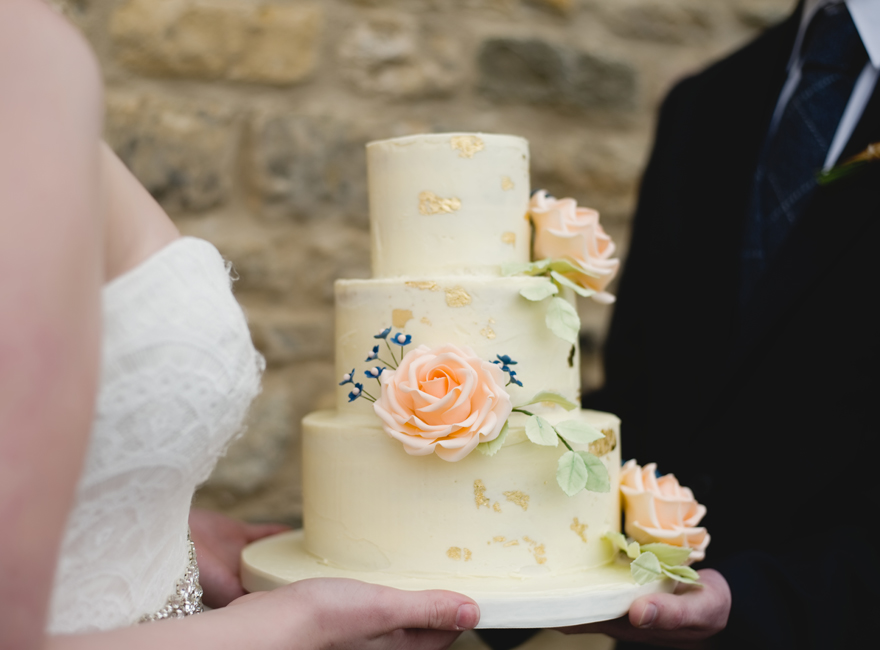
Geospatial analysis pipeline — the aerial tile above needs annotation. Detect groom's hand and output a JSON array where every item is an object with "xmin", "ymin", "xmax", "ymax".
[
  {"xmin": 558, "ymin": 569, "xmax": 730, "ymax": 649},
  {"xmin": 188, "ymin": 508, "xmax": 289, "ymax": 608}
]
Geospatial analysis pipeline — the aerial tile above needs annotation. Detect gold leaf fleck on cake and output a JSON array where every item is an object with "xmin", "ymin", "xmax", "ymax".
[
  {"xmin": 420, "ymin": 317, "xmax": 432, "ymax": 326},
  {"xmin": 503, "ymin": 540, "xmax": 520, "ymax": 548},
  {"xmin": 464, "ymin": 549, "xmax": 472, "ymax": 561},
  {"xmin": 501, "ymin": 176, "xmax": 515, "ymax": 191},
  {"xmin": 493, "ymin": 502, "xmax": 502, "ymax": 513},
  {"xmin": 447, "ymin": 547, "xmax": 462, "ymax": 560},
  {"xmin": 523, "ymin": 536, "xmax": 536, "ymax": 546},
  {"xmin": 480, "ymin": 327, "xmax": 496, "ymax": 340},
  {"xmin": 571, "ymin": 518, "xmax": 588, "ymax": 543},
  {"xmin": 392, "ymin": 309, "xmax": 413, "ymax": 328},
  {"xmin": 501, "ymin": 231, "xmax": 516, "ymax": 246},
  {"xmin": 406, "ymin": 281, "xmax": 440, "ymax": 291},
  {"xmin": 450, "ymin": 135, "xmax": 485, "ymax": 158},
  {"xmin": 445, "ymin": 287, "xmax": 472, "ymax": 308},
  {"xmin": 493, "ymin": 536, "xmax": 506, "ymax": 543},
  {"xmin": 503, "ymin": 490, "xmax": 530, "ymax": 511},
  {"xmin": 474, "ymin": 479, "xmax": 490, "ymax": 509},
  {"xmin": 419, "ymin": 191, "xmax": 462, "ymax": 215},
  {"xmin": 589, "ymin": 428, "xmax": 618, "ymax": 457},
  {"xmin": 532, "ymin": 544, "xmax": 547, "ymax": 565}
]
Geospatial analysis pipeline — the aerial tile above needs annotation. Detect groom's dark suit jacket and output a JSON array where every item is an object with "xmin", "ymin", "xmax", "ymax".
[{"xmin": 584, "ymin": 5, "xmax": 880, "ymax": 649}]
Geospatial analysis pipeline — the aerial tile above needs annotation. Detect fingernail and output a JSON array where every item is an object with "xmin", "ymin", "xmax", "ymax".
[
  {"xmin": 455, "ymin": 604, "xmax": 479, "ymax": 630},
  {"xmin": 637, "ymin": 604, "xmax": 658, "ymax": 629}
]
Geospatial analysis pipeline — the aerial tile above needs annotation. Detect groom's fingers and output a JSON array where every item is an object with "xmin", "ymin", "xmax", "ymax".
[{"xmin": 628, "ymin": 569, "xmax": 730, "ymax": 633}]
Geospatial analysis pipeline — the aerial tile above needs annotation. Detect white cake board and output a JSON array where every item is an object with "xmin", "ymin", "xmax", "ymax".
[{"xmin": 241, "ymin": 531, "xmax": 674, "ymax": 629}]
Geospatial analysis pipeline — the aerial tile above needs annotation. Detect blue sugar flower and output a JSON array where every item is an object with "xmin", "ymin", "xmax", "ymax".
[
  {"xmin": 496, "ymin": 354, "xmax": 518, "ymax": 366},
  {"xmin": 507, "ymin": 370, "xmax": 523, "ymax": 387},
  {"xmin": 374, "ymin": 327, "xmax": 392, "ymax": 339},
  {"xmin": 391, "ymin": 332, "xmax": 412, "ymax": 346},
  {"xmin": 348, "ymin": 383, "xmax": 365, "ymax": 402},
  {"xmin": 365, "ymin": 366, "xmax": 385, "ymax": 379},
  {"xmin": 365, "ymin": 345, "xmax": 379, "ymax": 361},
  {"xmin": 339, "ymin": 369, "xmax": 356, "ymax": 386}
]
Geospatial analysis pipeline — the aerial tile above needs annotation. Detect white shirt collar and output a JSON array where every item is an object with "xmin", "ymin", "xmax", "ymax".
[{"xmin": 797, "ymin": 0, "xmax": 880, "ymax": 69}]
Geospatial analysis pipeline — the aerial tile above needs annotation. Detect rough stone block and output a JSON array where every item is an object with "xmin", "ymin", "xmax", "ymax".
[
  {"xmin": 110, "ymin": 0, "xmax": 321, "ymax": 85},
  {"xmin": 105, "ymin": 93, "xmax": 235, "ymax": 213},
  {"xmin": 246, "ymin": 307, "xmax": 335, "ymax": 366},
  {"xmin": 338, "ymin": 13, "xmax": 463, "ymax": 99},
  {"xmin": 247, "ymin": 113, "xmax": 371, "ymax": 224},
  {"xmin": 478, "ymin": 38, "xmax": 636, "ymax": 111},
  {"xmin": 601, "ymin": 2, "xmax": 711, "ymax": 44}
]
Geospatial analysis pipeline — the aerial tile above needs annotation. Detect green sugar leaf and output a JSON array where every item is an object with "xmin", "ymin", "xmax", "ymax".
[
  {"xmin": 477, "ymin": 420, "xmax": 509, "ymax": 457},
  {"xmin": 502, "ymin": 261, "xmax": 537, "ymax": 277},
  {"xmin": 526, "ymin": 415, "xmax": 558, "ymax": 446},
  {"xmin": 546, "ymin": 297, "xmax": 580, "ymax": 344},
  {"xmin": 519, "ymin": 281, "xmax": 559, "ymax": 301},
  {"xmin": 556, "ymin": 450, "xmax": 589, "ymax": 496},
  {"xmin": 555, "ymin": 421, "xmax": 605, "ymax": 444},
  {"xmin": 577, "ymin": 451, "xmax": 611, "ymax": 493},
  {"xmin": 640, "ymin": 543, "xmax": 692, "ymax": 567},
  {"xmin": 631, "ymin": 552, "xmax": 663, "ymax": 585},
  {"xmin": 604, "ymin": 531, "xmax": 628, "ymax": 553},
  {"xmin": 547, "ymin": 258, "xmax": 602, "ymax": 279},
  {"xmin": 519, "ymin": 391, "xmax": 578, "ymax": 411},
  {"xmin": 550, "ymin": 270, "xmax": 597, "ymax": 298},
  {"xmin": 661, "ymin": 564, "xmax": 701, "ymax": 585},
  {"xmin": 626, "ymin": 541, "xmax": 642, "ymax": 559}
]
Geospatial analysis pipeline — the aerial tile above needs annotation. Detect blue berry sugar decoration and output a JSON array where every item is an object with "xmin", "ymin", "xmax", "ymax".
[
  {"xmin": 391, "ymin": 332, "xmax": 412, "ymax": 346},
  {"xmin": 339, "ymin": 369, "xmax": 356, "ymax": 385},
  {"xmin": 365, "ymin": 345, "xmax": 380, "ymax": 361}
]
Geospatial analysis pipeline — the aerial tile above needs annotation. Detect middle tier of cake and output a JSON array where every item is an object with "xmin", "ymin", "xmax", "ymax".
[{"xmin": 335, "ymin": 276, "xmax": 581, "ymax": 412}]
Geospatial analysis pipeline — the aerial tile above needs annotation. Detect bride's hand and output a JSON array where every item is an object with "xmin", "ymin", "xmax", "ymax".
[
  {"xmin": 189, "ymin": 508, "xmax": 290, "ymax": 608},
  {"xmin": 227, "ymin": 578, "xmax": 480, "ymax": 650}
]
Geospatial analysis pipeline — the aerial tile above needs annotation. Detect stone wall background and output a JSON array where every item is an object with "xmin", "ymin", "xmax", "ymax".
[{"xmin": 53, "ymin": 0, "xmax": 794, "ymax": 526}]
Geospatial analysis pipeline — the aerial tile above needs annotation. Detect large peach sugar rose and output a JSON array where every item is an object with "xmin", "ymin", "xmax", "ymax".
[
  {"xmin": 373, "ymin": 344, "xmax": 512, "ymax": 462},
  {"xmin": 529, "ymin": 190, "xmax": 620, "ymax": 304},
  {"xmin": 620, "ymin": 460, "xmax": 710, "ymax": 563}
]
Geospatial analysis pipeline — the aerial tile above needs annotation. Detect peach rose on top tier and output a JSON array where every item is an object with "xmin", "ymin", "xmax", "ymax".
[
  {"xmin": 373, "ymin": 344, "xmax": 512, "ymax": 462},
  {"xmin": 620, "ymin": 460, "xmax": 710, "ymax": 563},
  {"xmin": 529, "ymin": 190, "xmax": 620, "ymax": 304}
]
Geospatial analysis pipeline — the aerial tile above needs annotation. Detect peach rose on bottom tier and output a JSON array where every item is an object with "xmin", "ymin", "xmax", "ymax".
[
  {"xmin": 373, "ymin": 344, "xmax": 512, "ymax": 462},
  {"xmin": 529, "ymin": 190, "xmax": 620, "ymax": 304},
  {"xmin": 620, "ymin": 459, "xmax": 710, "ymax": 563}
]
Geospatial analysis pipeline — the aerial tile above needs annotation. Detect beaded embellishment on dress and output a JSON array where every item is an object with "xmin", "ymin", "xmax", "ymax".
[{"xmin": 139, "ymin": 533, "xmax": 204, "ymax": 623}]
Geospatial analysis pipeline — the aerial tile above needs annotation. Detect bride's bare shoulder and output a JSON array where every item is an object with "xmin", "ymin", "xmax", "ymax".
[{"xmin": 0, "ymin": 1, "xmax": 101, "ymax": 104}]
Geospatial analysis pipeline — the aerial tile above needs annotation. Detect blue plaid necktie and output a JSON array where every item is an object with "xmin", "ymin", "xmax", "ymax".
[{"xmin": 741, "ymin": 2, "xmax": 868, "ymax": 302}]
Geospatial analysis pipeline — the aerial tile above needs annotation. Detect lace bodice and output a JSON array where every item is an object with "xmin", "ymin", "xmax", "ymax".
[{"xmin": 48, "ymin": 238, "xmax": 263, "ymax": 634}]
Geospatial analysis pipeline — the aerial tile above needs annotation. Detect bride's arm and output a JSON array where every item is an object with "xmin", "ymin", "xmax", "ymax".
[
  {"xmin": 0, "ymin": 1, "xmax": 104, "ymax": 648},
  {"xmin": 46, "ymin": 579, "xmax": 480, "ymax": 650}
]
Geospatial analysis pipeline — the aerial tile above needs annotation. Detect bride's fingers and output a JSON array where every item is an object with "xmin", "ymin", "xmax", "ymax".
[
  {"xmin": 243, "ymin": 522, "xmax": 290, "ymax": 542},
  {"xmin": 370, "ymin": 588, "xmax": 480, "ymax": 632}
]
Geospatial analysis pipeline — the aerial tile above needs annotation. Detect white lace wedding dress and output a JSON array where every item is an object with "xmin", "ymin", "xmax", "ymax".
[{"xmin": 47, "ymin": 237, "xmax": 264, "ymax": 634}]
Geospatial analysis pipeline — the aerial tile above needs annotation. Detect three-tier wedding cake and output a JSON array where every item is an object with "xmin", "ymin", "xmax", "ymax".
[{"xmin": 242, "ymin": 133, "xmax": 678, "ymax": 628}]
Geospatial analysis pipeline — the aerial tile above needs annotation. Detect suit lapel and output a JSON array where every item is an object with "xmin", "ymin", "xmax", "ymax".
[{"xmin": 725, "ymin": 80, "xmax": 880, "ymax": 396}]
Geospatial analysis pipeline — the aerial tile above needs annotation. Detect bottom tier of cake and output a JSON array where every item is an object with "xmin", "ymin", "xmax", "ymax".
[{"xmin": 301, "ymin": 409, "xmax": 622, "ymax": 578}]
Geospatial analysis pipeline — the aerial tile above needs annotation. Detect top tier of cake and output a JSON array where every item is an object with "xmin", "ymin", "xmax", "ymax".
[{"xmin": 367, "ymin": 133, "xmax": 531, "ymax": 278}]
